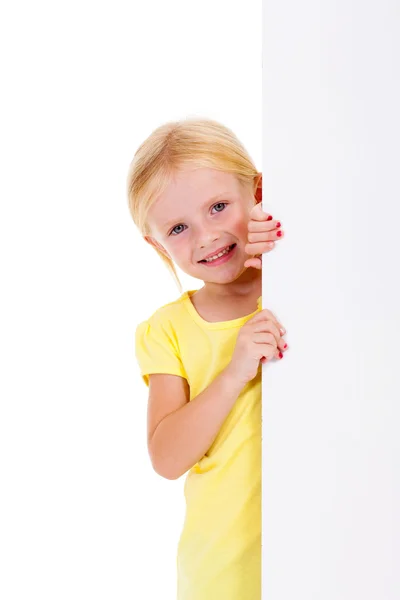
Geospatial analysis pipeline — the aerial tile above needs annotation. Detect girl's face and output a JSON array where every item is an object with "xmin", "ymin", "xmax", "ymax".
[{"xmin": 146, "ymin": 167, "xmax": 257, "ymax": 285}]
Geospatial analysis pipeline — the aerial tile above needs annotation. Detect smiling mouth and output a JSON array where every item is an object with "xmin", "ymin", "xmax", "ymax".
[{"xmin": 198, "ymin": 243, "xmax": 236, "ymax": 263}]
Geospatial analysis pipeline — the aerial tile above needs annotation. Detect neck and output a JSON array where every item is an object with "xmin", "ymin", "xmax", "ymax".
[{"xmin": 202, "ymin": 267, "xmax": 261, "ymax": 299}]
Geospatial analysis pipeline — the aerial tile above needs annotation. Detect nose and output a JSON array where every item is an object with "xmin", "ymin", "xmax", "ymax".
[{"xmin": 197, "ymin": 227, "xmax": 220, "ymax": 249}]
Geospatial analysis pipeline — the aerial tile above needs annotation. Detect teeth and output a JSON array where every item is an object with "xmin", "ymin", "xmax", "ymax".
[{"xmin": 205, "ymin": 246, "xmax": 231, "ymax": 262}]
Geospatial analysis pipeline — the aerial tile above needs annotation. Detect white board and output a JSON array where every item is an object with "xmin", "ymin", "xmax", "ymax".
[{"xmin": 262, "ymin": 1, "xmax": 400, "ymax": 597}]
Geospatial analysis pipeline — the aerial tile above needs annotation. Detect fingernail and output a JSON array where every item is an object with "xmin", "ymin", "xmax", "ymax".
[
  {"xmin": 267, "ymin": 215, "xmax": 273, "ymax": 221},
  {"xmin": 277, "ymin": 231, "xmax": 283, "ymax": 237},
  {"xmin": 279, "ymin": 352, "xmax": 283, "ymax": 359},
  {"xmin": 284, "ymin": 343, "xmax": 288, "ymax": 349},
  {"xmin": 276, "ymin": 221, "xmax": 281, "ymax": 227}
]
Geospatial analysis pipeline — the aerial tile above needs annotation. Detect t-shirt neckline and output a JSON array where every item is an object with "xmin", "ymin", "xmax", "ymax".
[{"xmin": 182, "ymin": 290, "xmax": 260, "ymax": 330}]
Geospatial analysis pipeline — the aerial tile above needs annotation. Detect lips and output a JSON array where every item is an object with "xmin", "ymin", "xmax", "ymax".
[{"xmin": 198, "ymin": 243, "xmax": 236, "ymax": 263}]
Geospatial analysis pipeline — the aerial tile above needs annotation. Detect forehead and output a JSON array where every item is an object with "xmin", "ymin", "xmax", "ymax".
[{"xmin": 148, "ymin": 167, "xmax": 244, "ymax": 228}]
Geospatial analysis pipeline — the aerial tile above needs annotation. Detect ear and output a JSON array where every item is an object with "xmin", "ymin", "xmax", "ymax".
[
  {"xmin": 144, "ymin": 235, "xmax": 171, "ymax": 259},
  {"xmin": 253, "ymin": 173, "xmax": 262, "ymax": 204}
]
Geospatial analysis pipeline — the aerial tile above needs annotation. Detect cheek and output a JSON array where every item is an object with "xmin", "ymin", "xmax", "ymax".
[
  {"xmin": 164, "ymin": 234, "xmax": 191, "ymax": 261},
  {"xmin": 228, "ymin": 210, "xmax": 249, "ymax": 238}
]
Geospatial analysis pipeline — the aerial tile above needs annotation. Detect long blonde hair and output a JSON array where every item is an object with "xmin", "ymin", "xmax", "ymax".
[{"xmin": 126, "ymin": 118, "xmax": 259, "ymax": 288}]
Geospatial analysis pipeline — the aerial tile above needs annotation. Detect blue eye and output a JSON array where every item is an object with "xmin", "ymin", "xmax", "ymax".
[
  {"xmin": 212, "ymin": 202, "xmax": 227, "ymax": 213},
  {"xmin": 170, "ymin": 224, "xmax": 187, "ymax": 236}
]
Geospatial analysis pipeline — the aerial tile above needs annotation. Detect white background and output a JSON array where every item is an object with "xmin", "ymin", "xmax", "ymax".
[
  {"xmin": 262, "ymin": 1, "xmax": 399, "ymax": 598},
  {"xmin": 0, "ymin": 1, "xmax": 261, "ymax": 599}
]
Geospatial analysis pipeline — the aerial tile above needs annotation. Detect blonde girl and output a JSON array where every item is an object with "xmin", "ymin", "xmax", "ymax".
[{"xmin": 127, "ymin": 118, "xmax": 287, "ymax": 600}]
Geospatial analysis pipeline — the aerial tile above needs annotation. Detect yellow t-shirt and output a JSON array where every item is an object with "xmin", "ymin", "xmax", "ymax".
[{"xmin": 135, "ymin": 290, "xmax": 262, "ymax": 600}]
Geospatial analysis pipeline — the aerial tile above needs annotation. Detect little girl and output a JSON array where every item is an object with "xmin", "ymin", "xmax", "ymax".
[{"xmin": 126, "ymin": 118, "xmax": 287, "ymax": 600}]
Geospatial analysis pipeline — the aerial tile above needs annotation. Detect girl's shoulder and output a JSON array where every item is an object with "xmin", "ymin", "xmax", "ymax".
[
  {"xmin": 135, "ymin": 291, "xmax": 196, "ymax": 359},
  {"xmin": 137, "ymin": 290, "xmax": 195, "ymax": 329}
]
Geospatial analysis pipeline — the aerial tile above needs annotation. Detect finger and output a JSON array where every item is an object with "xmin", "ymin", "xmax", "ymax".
[
  {"xmin": 248, "ymin": 231, "xmax": 277, "ymax": 243},
  {"xmin": 250, "ymin": 310, "xmax": 286, "ymax": 335},
  {"xmin": 254, "ymin": 321, "xmax": 283, "ymax": 347},
  {"xmin": 245, "ymin": 241, "xmax": 276, "ymax": 255},
  {"xmin": 253, "ymin": 323, "xmax": 281, "ymax": 345},
  {"xmin": 278, "ymin": 337, "xmax": 289, "ymax": 351},
  {"xmin": 253, "ymin": 331, "xmax": 278, "ymax": 345},
  {"xmin": 251, "ymin": 309, "xmax": 279, "ymax": 323},
  {"xmin": 246, "ymin": 241, "xmax": 274, "ymax": 255},
  {"xmin": 248, "ymin": 219, "xmax": 281, "ymax": 233},
  {"xmin": 261, "ymin": 355, "xmax": 277, "ymax": 364},
  {"xmin": 257, "ymin": 343, "xmax": 277, "ymax": 362},
  {"xmin": 249, "ymin": 203, "xmax": 273, "ymax": 222},
  {"xmin": 245, "ymin": 237, "xmax": 283, "ymax": 255},
  {"xmin": 244, "ymin": 257, "xmax": 262, "ymax": 269},
  {"xmin": 264, "ymin": 346, "xmax": 284, "ymax": 361}
]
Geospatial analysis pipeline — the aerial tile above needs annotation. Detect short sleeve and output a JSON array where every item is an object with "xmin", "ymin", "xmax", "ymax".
[{"xmin": 135, "ymin": 318, "xmax": 187, "ymax": 386}]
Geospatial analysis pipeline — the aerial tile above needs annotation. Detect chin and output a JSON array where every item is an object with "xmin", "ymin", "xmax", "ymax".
[{"xmin": 201, "ymin": 265, "xmax": 247, "ymax": 285}]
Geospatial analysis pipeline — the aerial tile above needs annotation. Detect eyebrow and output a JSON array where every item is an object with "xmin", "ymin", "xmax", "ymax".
[{"xmin": 162, "ymin": 192, "xmax": 231, "ymax": 232}]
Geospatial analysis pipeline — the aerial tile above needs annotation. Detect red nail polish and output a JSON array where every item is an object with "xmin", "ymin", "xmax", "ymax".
[
  {"xmin": 267, "ymin": 215, "xmax": 273, "ymax": 221},
  {"xmin": 279, "ymin": 351, "xmax": 283, "ymax": 359},
  {"xmin": 284, "ymin": 344, "xmax": 287, "ymax": 349},
  {"xmin": 276, "ymin": 221, "xmax": 281, "ymax": 227},
  {"xmin": 277, "ymin": 231, "xmax": 282, "ymax": 237}
]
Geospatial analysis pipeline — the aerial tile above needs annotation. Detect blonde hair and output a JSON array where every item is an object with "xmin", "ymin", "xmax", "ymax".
[{"xmin": 126, "ymin": 117, "xmax": 259, "ymax": 288}]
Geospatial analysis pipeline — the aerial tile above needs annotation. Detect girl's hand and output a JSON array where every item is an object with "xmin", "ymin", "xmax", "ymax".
[
  {"xmin": 225, "ymin": 309, "xmax": 288, "ymax": 386},
  {"xmin": 244, "ymin": 203, "xmax": 285, "ymax": 269}
]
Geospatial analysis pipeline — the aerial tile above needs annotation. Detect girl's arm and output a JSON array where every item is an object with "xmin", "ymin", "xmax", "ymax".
[
  {"xmin": 147, "ymin": 309, "xmax": 286, "ymax": 480},
  {"xmin": 147, "ymin": 369, "xmax": 244, "ymax": 480}
]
